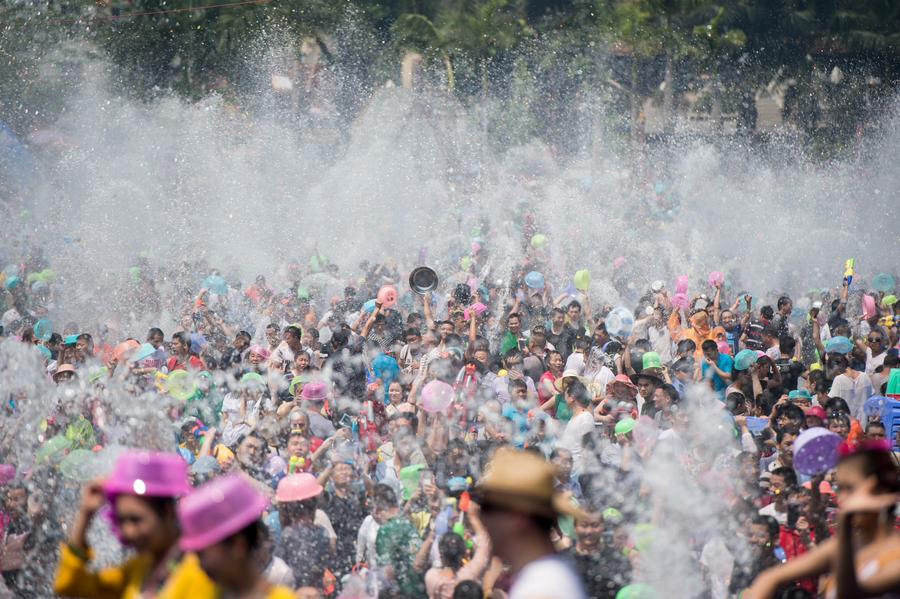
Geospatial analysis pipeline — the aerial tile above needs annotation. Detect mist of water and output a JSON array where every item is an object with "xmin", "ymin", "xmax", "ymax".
[{"xmin": 2, "ymin": 29, "xmax": 899, "ymax": 599}]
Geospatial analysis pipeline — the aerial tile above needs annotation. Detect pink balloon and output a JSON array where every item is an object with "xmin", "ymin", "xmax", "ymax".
[
  {"xmin": 377, "ymin": 285, "xmax": 397, "ymax": 308},
  {"xmin": 421, "ymin": 380, "xmax": 454, "ymax": 413}
]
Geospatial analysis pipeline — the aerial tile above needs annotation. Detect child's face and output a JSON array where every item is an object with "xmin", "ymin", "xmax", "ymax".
[
  {"xmin": 748, "ymin": 523, "xmax": 770, "ymax": 548},
  {"xmin": 287, "ymin": 435, "xmax": 309, "ymax": 458}
]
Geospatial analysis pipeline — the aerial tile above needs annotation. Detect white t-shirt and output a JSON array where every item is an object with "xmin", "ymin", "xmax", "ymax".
[
  {"xmin": 865, "ymin": 348, "xmax": 887, "ymax": 377},
  {"xmin": 829, "ymin": 371, "xmax": 873, "ymax": 421},
  {"xmin": 758, "ymin": 502, "xmax": 788, "ymax": 526},
  {"xmin": 560, "ymin": 411, "xmax": 595, "ymax": 472},
  {"xmin": 509, "ymin": 555, "xmax": 587, "ymax": 599}
]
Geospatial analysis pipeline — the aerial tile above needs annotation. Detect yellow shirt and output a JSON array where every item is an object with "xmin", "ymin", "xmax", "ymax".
[
  {"xmin": 54, "ymin": 543, "xmax": 216, "ymax": 599},
  {"xmin": 264, "ymin": 588, "xmax": 297, "ymax": 599}
]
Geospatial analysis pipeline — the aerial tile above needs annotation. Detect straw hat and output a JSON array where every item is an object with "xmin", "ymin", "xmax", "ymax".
[
  {"xmin": 473, "ymin": 448, "xmax": 582, "ymax": 519},
  {"xmin": 553, "ymin": 369, "xmax": 583, "ymax": 393}
]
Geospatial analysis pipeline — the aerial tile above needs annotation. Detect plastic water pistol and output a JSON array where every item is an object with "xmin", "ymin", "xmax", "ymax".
[
  {"xmin": 844, "ymin": 259, "xmax": 854, "ymax": 287},
  {"xmin": 289, "ymin": 455, "xmax": 306, "ymax": 473}
]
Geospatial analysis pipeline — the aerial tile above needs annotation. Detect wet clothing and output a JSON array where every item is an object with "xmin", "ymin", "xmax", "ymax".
[
  {"xmin": 276, "ymin": 523, "xmax": 332, "ymax": 590},
  {"xmin": 320, "ymin": 487, "xmax": 367, "ymax": 578},
  {"xmin": 375, "ymin": 516, "xmax": 424, "ymax": 599},
  {"xmin": 566, "ymin": 545, "xmax": 630, "ymax": 599}
]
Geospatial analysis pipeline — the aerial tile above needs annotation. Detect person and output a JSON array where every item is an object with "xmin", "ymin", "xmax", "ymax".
[
  {"xmin": 863, "ymin": 329, "xmax": 889, "ymax": 377},
  {"xmin": 54, "ymin": 451, "xmax": 213, "ymax": 599},
  {"xmin": 827, "ymin": 353, "xmax": 873, "ymax": 421},
  {"xmin": 166, "ymin": 332, "xmax": 205, "ymax": 371},
  {"xmin": 316, "ymin": 457, "xmax": 368, "ymax": 580},
  {"xmin": 270, "ymin": 325, "xmax": 303, "ymax": 375},
  {"xmin": 565, "ymin": 509, "xmax": 630, "ymax": 599},
  {"xmin": 745, "ymin": 440, "xmax": 900, "ymax": 599},
  {"xmin": 546, "ymin": 307, "xmax": 573, "ymax": 361},
  {"xmin": 375, "ymin": 483, "xmax": 433, "ymax": 599},
  {"xmin": 559, "ymin": 380, "xmax": 595, "ymax": 474},
  {"xmin": 699, "ymin": 339, "xmax": 734, "ymax": 400},
  {"xmin": 424, "ymin": 504, "xmax": 491, "ymax": 599},
  {"xmin": 272, "ymin": 473, "xmax": 333, "ymax": 591},
  {"xmin": 177, "ymin": 474, "xmax": 295, "ymax": 599},
  {"xmin": 758, "ymin": 467, "xmax": 796, "ymax": 526},
  {"xmin": 473, "ymin": 447, "xmax": 587, "ymax": 599}
]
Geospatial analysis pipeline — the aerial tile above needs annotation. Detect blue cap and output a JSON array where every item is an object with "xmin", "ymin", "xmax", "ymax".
[{"xmin": 733, "ymin": 349, "xmax": 759, "ymax": 371}]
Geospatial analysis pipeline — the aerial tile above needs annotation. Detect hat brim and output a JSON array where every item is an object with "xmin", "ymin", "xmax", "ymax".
[
  {"xmin": 629, "ymin": 372, "xmax": 663, "ymax": 386},
  {"xmin": 473, "ymin": 487, "xmax": 584, "ymax": 520}
]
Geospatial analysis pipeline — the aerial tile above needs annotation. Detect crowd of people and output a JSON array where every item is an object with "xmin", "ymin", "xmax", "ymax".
[{"xmin": 0, "ymin": 234, "xmax": 898, "ymax": 599}]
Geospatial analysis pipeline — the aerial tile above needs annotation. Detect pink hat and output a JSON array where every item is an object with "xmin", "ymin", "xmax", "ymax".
[
  {"xmin": 103, "ymin": 451, "xmax": 190, "ymax": 500},
  {"xmin": 804, "ymin": 406, "xmax": 826, "ymax": 420},
  {"xmin": 301, "ymin": 381, "xmax": 328, "ymax": 402},
  {"xmin": 249, "ymin": 344, "xmax": 270, "ymax": 360},
  {"xmin": 178, "ymin": 474, "xmax": 269, "ymax": 551},
  {"xmin": 275, "ymin": 473, "xmax": 323, "ymax": 503},
  {"xmin": 611, "ymin": 373, "xmax": 638, "ymax": 392}
]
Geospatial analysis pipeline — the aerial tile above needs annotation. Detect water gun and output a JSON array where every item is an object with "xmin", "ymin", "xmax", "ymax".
[
  {"xmin": 844, "ymin": 259, "xmax": 854, "ymax": 287},
  {"xmin": 288, "ymin": 455, "xmax": 306, "ymax": 473}
]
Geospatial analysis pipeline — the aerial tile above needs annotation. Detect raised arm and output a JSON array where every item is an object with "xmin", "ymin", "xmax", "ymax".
[{"xmin": 360, "ymin": 302, "xmax": 382, "ymax": 339}]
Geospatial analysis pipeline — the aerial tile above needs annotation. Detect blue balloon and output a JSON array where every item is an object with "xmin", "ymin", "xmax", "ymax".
[{"xmin": 524, "ymin": 271, "xmax": 545, "ymax": 289}]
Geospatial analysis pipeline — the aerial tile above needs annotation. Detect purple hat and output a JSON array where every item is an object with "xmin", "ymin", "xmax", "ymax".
[
  {"xmin": 793, "ymin": 427, "xmax": 843, "ymax": 476},
  {"xmin": 103, "ymin": 451, "xmax": 190, "ymax": 500},
  {"xmin": 178, "ymin": 474, "xmax": 269, "ymax": 551},
  {"xmin": 300, "ymin": 381, "xmax": 328, "ymax": 402}
]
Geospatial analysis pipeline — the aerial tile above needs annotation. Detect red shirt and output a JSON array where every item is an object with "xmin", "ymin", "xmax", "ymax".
[
  {"xmin": 779, "ymin": 525, "xmax": 818, "ymax": 594},
  {"xmin": 166, "ymin": 355, "xmax": 206, "ymax": 371}
]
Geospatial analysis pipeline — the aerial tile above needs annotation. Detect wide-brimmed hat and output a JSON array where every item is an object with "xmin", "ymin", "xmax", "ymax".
[
  {"xmin": 53, "ymin": 364, "xmax": 78, "ymax": 380},
  {"xmin": 629, "ymin": 369, "xmax": 663, "ymax": 386},
  {"xmin": 472, "ymin": 448, "xmax": 583, "ymax": 519},
  {"xmin": 554, "ymin": 369, "xmax": 583, "ymax": 393},
  {"xmin": 610, "ymin": 374, "xmax": 638, "ymax": 396}
]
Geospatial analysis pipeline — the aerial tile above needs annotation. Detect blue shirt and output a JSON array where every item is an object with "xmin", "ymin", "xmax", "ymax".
[{"xmin": 702, "ymin": 353, "xmax": 734, "ymax": 399}]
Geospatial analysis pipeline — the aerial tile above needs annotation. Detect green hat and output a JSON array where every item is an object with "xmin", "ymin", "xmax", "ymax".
[
  {"xmin": 240, "ymin": 372, "xmax": 266, "ymax": 387},
  {"xmin": 616, "ymin": 583, "xmax": 655, "ymax": 599},
  {"xmin": 641, "ymin": 352, "xmax": 662, "ymax": 370},
  {"xmin": 788, "ymin": 389, "xmax": 812, "ymax": 401},
  {"xmin": 289, "ymin": 375, "xmax": 307, "ymax": 396},
  {"xmin": 602, "ymin": 507, "xmax": 623, "ymax": 523},
  {"xmin": 615, "ymin": 417, "xmax": 635, "ymax": 435}
]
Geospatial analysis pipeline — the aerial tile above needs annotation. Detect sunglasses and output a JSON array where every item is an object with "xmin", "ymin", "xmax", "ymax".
[{"xmin": 868, "ymin": 337, "xmax": 883, "ymax": 343}]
